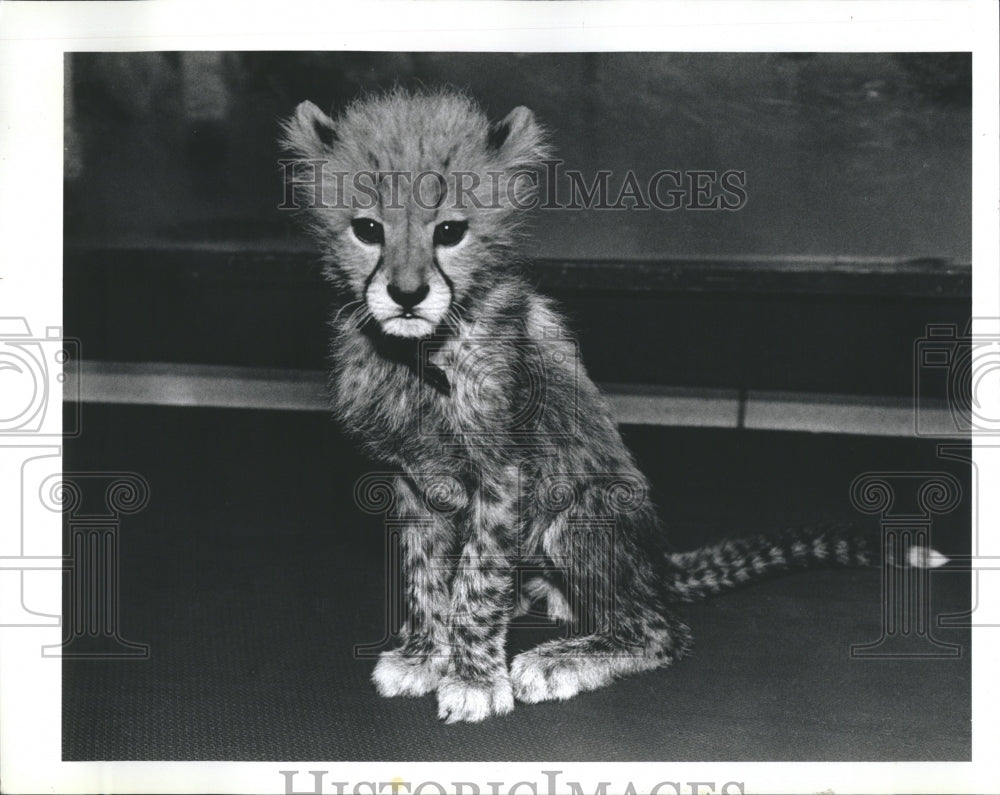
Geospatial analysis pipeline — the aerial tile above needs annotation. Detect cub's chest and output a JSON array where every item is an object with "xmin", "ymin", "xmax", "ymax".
[
  {"xmin": 424, "ymin": 337, "xmax": 518, "ymax": 433},
  {"xmin": 345, "ymin": 337, "xmax": 514, "ymax": 427}
]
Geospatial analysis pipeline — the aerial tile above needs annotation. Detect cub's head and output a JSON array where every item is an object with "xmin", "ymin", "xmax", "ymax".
[{"xmin": 282, "ymin": 89, "xmax": 549, "ymax": 338}]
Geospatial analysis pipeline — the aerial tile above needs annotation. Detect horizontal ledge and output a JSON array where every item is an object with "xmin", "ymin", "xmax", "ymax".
[
  {"xmin": 64, "ymin": 241, "xmax": 970, "ymax": 299},
  {"xmin": 743, "ymin": 390, "xmax": 957, "ymax": 437},
  {"xmin": 67, "ymin": 361, "xmax": 331, "ymax": 414},
  {"xmin": 65, "ymin": 361, "xmax": 961, "ymax": 438}
]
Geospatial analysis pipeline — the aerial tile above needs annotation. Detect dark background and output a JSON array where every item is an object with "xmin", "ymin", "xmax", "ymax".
[
  {"xmin": 66, "ymin": 51, "xmax": 971, "ymax": 260},
  {"xmin": 64, "ymin": 52, "xmax": 971, "ymax": 395}
]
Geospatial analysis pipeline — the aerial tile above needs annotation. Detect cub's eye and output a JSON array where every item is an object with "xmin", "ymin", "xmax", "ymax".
[
  {"xmin": 433, "ymin": 220, "xmax": 468, "ymax": 247},
  {"xmin": 351, "ymin": 218, "xmax": 384, "ymax": 245}
]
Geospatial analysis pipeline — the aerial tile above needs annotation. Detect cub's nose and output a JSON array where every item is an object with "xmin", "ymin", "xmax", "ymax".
[{"xmin": 387, "ymin": 283, "xmax": 430, "ymax": 311}]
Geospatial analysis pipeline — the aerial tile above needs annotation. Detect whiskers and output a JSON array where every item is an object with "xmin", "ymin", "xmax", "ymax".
[
  {"xmin": 443, "ymin": 299, "xmax": 470, "ymax": 334},
  {"xmin": 331, "ymin": 299, "xmax": 373, "ymax": 332}
]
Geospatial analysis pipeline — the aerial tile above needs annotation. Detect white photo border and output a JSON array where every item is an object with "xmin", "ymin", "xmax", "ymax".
[{"xmin": 1, "ymin": 1, "xmax": 997, "ymax": 793}]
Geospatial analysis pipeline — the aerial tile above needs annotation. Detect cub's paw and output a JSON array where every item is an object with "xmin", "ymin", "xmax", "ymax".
[
  {"xmin": 372, "ymin": 648, "xmax": 445, "ymax": 698},
  {"xmin": 511, "ymin": 648, "xmax": 609, "ymax": 704},
  {"xmin": 436, "ymin": 671, "xmax": 515, "ymax": 723}
]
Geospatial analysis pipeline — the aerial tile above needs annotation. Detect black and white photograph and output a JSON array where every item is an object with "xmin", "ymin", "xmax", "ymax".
[{"xmin": 0, "ymin": 3, "xmax": 998, "ymax": 794}]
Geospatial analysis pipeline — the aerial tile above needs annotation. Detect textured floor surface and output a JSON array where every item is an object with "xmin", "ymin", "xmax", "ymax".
[{"xmin": 62, "ymin": 404, "xmax": 971, "ymax": 761}]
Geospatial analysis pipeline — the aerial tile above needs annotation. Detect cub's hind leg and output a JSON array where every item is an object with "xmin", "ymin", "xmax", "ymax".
[
  {"xmin": 372, "ymin": 476, "xmax": 455, "ymax": 698},
  {"xmin": 511, "ymin": 608, "xmax": 692, "ymax": 703},
  {"xmin": 512, "ymin": 513, "xmax": 693, "ymax": 703}
]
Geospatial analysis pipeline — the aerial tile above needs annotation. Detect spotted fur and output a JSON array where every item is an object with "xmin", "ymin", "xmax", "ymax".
[{"xmin": 283, "ymin": 89, "xmax": 909, "ymax": 723}]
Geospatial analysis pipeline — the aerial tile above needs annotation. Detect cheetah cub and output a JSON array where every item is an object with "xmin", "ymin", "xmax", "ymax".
[{"xmin": 282, "ymin": 89, "xmax": 936, "ymax": 723}]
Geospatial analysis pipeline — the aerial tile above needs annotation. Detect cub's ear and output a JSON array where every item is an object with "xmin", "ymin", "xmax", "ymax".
[
  {"xmin": 282, "ymin": 100, "xmax": 338, "ymax": 157},
  {"xmin": 487, "ymin": 106, "xmax": 550, "ymax": 170}
]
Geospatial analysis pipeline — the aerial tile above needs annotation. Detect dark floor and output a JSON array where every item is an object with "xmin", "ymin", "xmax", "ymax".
[{"xmin": 62, "ymin": 404, "xmax": 971, "ymax": 761}]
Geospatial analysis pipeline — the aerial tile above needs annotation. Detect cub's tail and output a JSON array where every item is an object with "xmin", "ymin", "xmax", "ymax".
[{"xmin": 662, "ymin": 526, "xmax": 948, "ymax": 603}]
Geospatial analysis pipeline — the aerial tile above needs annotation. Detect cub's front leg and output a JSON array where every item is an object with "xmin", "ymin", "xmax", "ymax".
[
  {"xmin": 372, "ymin": 476, "xmax": 454, "ymax": 698},
  {"xmin": 436, "ymin": 485, "xmax": 517, "ymax": 723}
]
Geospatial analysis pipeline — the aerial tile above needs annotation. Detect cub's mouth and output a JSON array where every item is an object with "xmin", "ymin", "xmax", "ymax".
[
  {"xmin": 364, "ymin": 275, "xmax": 452, "ymax": 338},
  {"xmin": 380, "ymin": 314, "xmax": 437, "ymax": 338}
]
